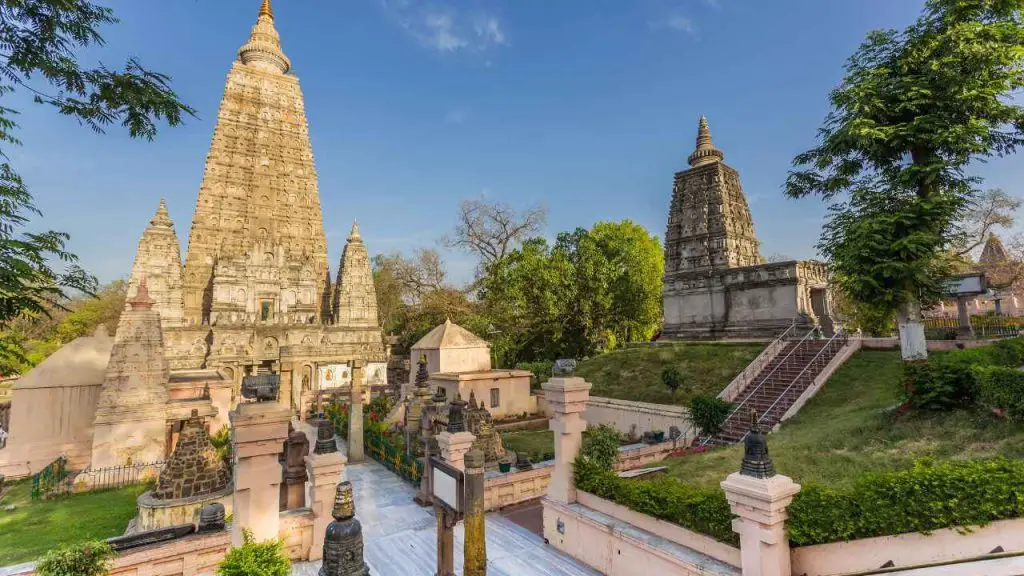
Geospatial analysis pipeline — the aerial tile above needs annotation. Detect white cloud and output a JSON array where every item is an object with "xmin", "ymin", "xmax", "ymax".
[
  {"xmin": 380, "ymin": 0, "xmax": 509, "ymax": 53},
  {"xmin": 650, "ymin": 11, "xmax": 700, "ymax": 39}
]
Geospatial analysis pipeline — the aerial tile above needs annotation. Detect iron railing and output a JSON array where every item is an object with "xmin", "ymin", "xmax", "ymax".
[
  {"xmin": 749, "ymin": 330, "xmax": 849, "ymax": 441},
  {"xmin": 923, "ymin": 316, "xmax": 1023, "ymax": 340},
  {"xmin": 33, "ymin": 459, "xmax": 164, "ymax": 499}
]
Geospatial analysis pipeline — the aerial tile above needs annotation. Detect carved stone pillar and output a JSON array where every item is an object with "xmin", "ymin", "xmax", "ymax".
[
  {"xmin": 542, "ymin": 377, "xmax": 591, "ymax": 504},
  {"xmin": 230, "ymin": 402, "xmax": 291, "ymax": 547},
  {"xmin": 306, "ymin": 439, "xmax": 346, "ymax": 562},
  {"xmin": 463, "ymin": 449, "xmax": 487, "ymax": 576},
  {"xmin": 348, "ymin": 360, "xmax": 365, "ymax": 463}
]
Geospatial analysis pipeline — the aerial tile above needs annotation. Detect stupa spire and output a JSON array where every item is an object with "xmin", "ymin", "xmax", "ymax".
[
  {"xmin": 238, "ymin": 0, "xmax": 290, "ymax": 74},
  {"xmin": 150, "ymin": 198, "xmax": 173, "ymax": 228},
  {"xmin": 688, "ymin": 115, "xmax": 725, "ymax": 168},
  {"xmin": 349, "ymin": 220, "xmax": 361, "ymax": 241}
]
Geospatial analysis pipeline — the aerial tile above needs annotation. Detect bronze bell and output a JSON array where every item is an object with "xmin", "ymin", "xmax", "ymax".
[
  {"xmin": 315, "ymin": 418, "xmax": 337, "ymax": 455},
  {"xmin": 740, "ymin": 410, "xmax": 776, "ymax": 479}
]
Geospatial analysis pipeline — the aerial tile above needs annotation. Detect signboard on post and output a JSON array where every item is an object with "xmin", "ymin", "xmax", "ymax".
[
  {"xmin": 430, "ymin": 457, "xmax": 465, "ymax": 518},
  {"xmin": 945, "ymin": 273, "xmax": 987, "ymax": 297}
]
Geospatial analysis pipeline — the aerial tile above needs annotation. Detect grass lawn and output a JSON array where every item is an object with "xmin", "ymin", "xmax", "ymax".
[
  {"xmin": 0, "ymin": 480, "xmax": 148, "ymax": 565},
  {"xmin": 501, "ymin": 429, "xmax": 555, "ymax": 462},
  {"xmin": 575, "ymin": 343, "xmax": 764, "ymax": 406},
  {"xmin": 662, "ymin": 350, "xmax": 1024, "ymax": 490}
]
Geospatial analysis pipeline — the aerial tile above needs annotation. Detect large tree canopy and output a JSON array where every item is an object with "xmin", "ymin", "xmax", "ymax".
[
  {"xmin": 0, "ymin": 1, "xmax": 195, "ymax": 367},
  {"xmin": 786, "ymin": 0, "xmax": 1024, "ymax": 359},
  {"xmin": 479, "ymin": 220, "xmax": 663, "ymax": 364}
]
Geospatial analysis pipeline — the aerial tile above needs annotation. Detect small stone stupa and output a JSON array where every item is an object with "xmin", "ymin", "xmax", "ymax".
[
  {"xmin": 320, "ymin": 480, "xmax": 370, "ymax": 576},
  {"xmin": 132, "ymin": 410, "xmax": 233, "ymax": 533}
]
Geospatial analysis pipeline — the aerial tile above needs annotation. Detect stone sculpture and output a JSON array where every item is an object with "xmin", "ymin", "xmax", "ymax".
[{"xmin": 740, "ymin": 410, "xmax": 776, "ymax": 479}]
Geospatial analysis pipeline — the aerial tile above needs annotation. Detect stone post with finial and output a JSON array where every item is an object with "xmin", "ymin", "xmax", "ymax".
[
  {"xmin": 319, "ymin": 480, "xmax": 370, "ymax": 576},
  {"xmin": 436, "ymin": 392, "xmax": 475, "ymax": 471},
  {"xmin": 229, "ymin": 399, "xmax": 291, "ymax": 547},
  {"xmin": 542, "ymin": 374, "xmax": 591, "ymax": 505},
  {"xmin": 305, "ymin": 419, "xmax": 346, "ymax": 562},
  {"xmin": 463, "ymin": 448, "xmax": 487, "ymax": 576},
  {"xmin": 720, "ymin": 410, "xmax": 800, "ymax": 576},
  {"xmin": 415, "ymin": 365, "xmax": 437, "ymax": 506}
]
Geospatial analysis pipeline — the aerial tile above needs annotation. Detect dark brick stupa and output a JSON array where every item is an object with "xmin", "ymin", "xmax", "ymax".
[
  {"xmin": 740, "ymin": 410, "xmax": 776, "ymax": 479},
  {"xmin": 153, "ymin": 410, "xmax": 231, "ymax": 499}
]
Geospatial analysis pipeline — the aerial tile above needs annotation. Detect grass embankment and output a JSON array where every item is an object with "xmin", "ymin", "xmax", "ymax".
[
  {"xmin": 662, "ymin": 350, "xmax": 1024, "ymax": 489},
  {"xmin": 0, "ymin": 481, "xmax": 147, "ymax": 564},
  {"xmin": 574, "ymin": 343, "xmax": 764, "ymax": 406},
  {"xmin": 501, "ymin": 430, "xmax": 554, "ymax": 462}
]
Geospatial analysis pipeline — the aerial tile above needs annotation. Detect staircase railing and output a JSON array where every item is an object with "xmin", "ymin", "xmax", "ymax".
[
  {"xmin": 748, "ymin": 329, "xmax": 848, "ymax": 440},
  {"xmin": 699, "ymin": 323, "xmax": 810, "ymax": 446}
]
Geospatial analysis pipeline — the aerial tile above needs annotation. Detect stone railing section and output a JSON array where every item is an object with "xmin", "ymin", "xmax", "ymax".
[
  {"xmin": 718, "ymin": 332, "xmax": 788, "ymax": 402},
  {"xmin": 790, "ymin": 517, "xmax": 1024, "ymax": 576},
  {"xmin": 484, "ymin": 463, "xmax": 553, "ymax": 512},
  {"xmin": 613, "ymin": 440, "xmax": 687, "ymax": 471},
  {"xmin": 583, "ymin": 396, "xmax": 693, "ymax": 439}
]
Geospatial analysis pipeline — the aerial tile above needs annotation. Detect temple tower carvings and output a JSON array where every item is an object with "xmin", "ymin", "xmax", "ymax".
[
  {"xmin": 183, "ymin": 0, "xmax": 329, "ymax": 326},
  {"xmin": 126, "ymin": 199, "xmax": 185, "ymax": 328}
]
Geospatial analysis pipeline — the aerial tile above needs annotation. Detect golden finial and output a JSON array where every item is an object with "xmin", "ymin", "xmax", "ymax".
[{"xmin": 259, "ymin": 0, "xmax": 273, "ymax": 19}]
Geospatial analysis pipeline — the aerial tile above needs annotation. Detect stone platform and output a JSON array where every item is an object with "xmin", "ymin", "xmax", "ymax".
[{"xmin": 291, "ymin": 447, "xmax": 598, "ymax": 576}]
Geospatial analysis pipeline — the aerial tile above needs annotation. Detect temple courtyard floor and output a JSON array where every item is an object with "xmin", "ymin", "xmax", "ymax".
[{"xmin": 291, "ymin": 454, "xmax": 598, "ymax": 576}]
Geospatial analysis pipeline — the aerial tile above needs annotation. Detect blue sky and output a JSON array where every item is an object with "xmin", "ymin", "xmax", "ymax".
[{"xmin": 13, "ymin": 0, "xmax": 1024, "ymax": 286}]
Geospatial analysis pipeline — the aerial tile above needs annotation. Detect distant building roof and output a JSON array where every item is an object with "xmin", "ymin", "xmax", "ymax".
[
  {"xmin": 14, "ymin": 325, "xmax": 113, "ymax": 390},
  {"xmin": 411, "ymin": 318, "xmax": 490, "ymax": 351},
  {"xmin": 980, "ymin": 234, "xmax": 1010, "ymax": 266}
]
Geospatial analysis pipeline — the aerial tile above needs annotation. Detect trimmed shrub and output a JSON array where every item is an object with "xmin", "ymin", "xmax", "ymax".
[
  {"xmin": 787, "ymin": 458, "xmax": 1024, "ymax": 546},
  {"xmin": 574, "ymin": 458, "xmax": 736, "ymax": 545},
  {"xmin": 975, "ymin": 365, "xmax": 1024, "ymax": 421},
  {"xmin": 580, "ymin": 424, "xmax": 621, "ymax": 470},
  {"xmin": 661, "ymin": 366, "xmax": 685, "ymax": 399},
  {"xmin": 38, "ymin": 541, "xmax": 115, "ymax": 576},
  {"xmin": 217, "ymin": 529, "xmax": 291, "ymax": 576},
  {"xmin": 902, "ymin": 360, "xmax": 979, "ymax": 411},
  {"xmin": 688, "ymin": 394, "xmax": 732, "ymax": 437}
]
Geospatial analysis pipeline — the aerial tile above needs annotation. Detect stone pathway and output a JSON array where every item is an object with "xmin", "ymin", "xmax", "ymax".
[{"xmin": 291, "ymin": 456, "xmax": 599, "ymax": 576}]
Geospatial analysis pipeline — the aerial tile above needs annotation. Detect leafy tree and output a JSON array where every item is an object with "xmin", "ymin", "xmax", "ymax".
[
  {"xmin": 54, "ymin": 280, "xmax": 126, "ymax": 343},
  {"xmin": 785, "ymin": 0, "xmax": 1024, "ymax": 360},
  {"xmin": 0, "ymin": 1, "xmax": 195, "ymax": 367},
  {"xmin": 661, "ymin": 365, "xmax": 684, "ymax": 400}
]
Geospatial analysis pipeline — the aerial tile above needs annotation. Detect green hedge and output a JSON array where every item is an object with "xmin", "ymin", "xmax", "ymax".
[
  {"xmin": 975, "ymin": 365, "xmax": 1024, "ymax": 421},
  {"xmin": 903, "ymin": 337, "xmax": 1024, "ymax": 411},
  {"xmin": 577, "ymin": 457, "xmax": 1024, "ymax": 547},
  {"xmin": 788, "ymin": 458, "xmax": 1024, "ymax": 546}
]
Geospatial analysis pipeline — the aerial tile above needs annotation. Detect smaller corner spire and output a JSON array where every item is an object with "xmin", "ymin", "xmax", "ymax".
[
  {"xmin": 129, "ymin": 275, "xmax": 154, "ymax": 311},
  {"xmin": 259, "ymin": 0, "xmax": 274, "ymax": 20},
  {"xmin": 150, "ymin": 198, "xmax": 173, "ymax": 228},
  {"xmin": 688, "ymin": 114, "xmax": 725, "ymax": 168}
]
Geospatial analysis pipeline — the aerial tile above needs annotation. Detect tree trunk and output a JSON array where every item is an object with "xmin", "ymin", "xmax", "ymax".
[{"xmin": 897, "ymin": 298, "xmax": 928, "ymax": 361}]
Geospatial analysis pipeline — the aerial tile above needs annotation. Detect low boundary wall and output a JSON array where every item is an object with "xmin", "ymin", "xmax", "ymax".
[
  {"xmin": 790, "ymin": 517, "xmax": 1024, "ymax": 576},
  {"xmin": 583, "ymin": 397, "xmax": 693, "ymax": 439}
]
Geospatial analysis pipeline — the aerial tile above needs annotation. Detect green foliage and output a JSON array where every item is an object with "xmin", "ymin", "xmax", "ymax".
[
  {"xmin": 37, "ymin": 540, "xmax": 115, "ymax": 576},
  {"xmin": 515, "ymin": 360, "xmax": 553, "ymax": 388},
  {"xmin": 785, "ymin": 0, "xmax": 1024, "ymax": 345},
  {"xmin": 209, "ymin": 426, "xmax": 232, "ymax": 464},
  {"xmin": 661, "ymin": 365, "xmax": 684, "ymax": 399},
  {"xmin": 217, "ymin": 529, "xmax": 290, "ymax": 576},
  {"xmin": 0, "ymin": 1, "xmax": 193, "ymax": 370},
  {"xmin": 688, "ymin": 394, "xmax": 732, "ymax": 437},
  {"xmin": 788, "ymin": 458, "xmax": 1024, "ymax": 546},
  {"xmin": 975, "ymin": 366, "xmax": 1024, "ymax": 421},
  {"xmin": 902, "ymin": 337, "xmax": 1024, "ymax": 410},
  {"xmin": 579, "ymin": 425, "xmax": 621, "ymax": 471},
  {"xmin": 479, "ymin": 220, "xmax": 663, "ymax": 363},
  {"xmin": 574, "ymin": 459, "xmax": 736, "ymax": 545}
]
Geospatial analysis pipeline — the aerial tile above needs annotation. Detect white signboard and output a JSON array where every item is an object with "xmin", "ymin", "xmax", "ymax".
[
  {"xmin": 318, "ymin": 364, "xmax": 351, "ymax": 390},
  {"xmin": 946, "ymin": 274, "xmax": 986, "ymax": 296},
  {"xmin": 433, "ymin": 466, "xmax": 461, "ymax": 512}
]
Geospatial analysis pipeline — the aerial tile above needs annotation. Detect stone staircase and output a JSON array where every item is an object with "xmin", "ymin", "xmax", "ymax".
[{"xmin": 707, "ymin": 329, "xmax": 848, "ymax": 445}]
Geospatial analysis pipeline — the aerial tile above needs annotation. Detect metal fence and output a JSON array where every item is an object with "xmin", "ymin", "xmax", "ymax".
[
  {"xmin": 32, "ymin": 457, "xmax": 165, "ymax": 500},
  {"xmin": 923, "ymin": 316, "xmax": 1023, "ymax": 340},
  {"xmin": 0, "ymin": 402, "xmax": 9, "ymax": 449},
  {"xmin": 366, "ymin": 429, "xmax": 423, "ymax": 484}
]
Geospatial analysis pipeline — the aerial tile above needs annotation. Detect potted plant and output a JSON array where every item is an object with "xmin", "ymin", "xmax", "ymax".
[
  {"xmin": 653, "ymin": 429, "xmax": 665, "ymax": 443},
  {"xmin": 498, "ymin": 457, "xmax": 512, "ymax": 473}
]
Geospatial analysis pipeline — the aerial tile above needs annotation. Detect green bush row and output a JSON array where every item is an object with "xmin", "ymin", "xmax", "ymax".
[
  {"xmin": 903, "ymin": 337, "xmax": 1024, "ymax": 411},
  {"xmin": 787, "ymin": 458, "xmax": 1024, "ymax": 546},
  {"xmin": 577, "ymin": 456, "xmax": 1024, "ymax": 548},
  {"xmin": 974, "ymin": 365, "xmax": 1024, "ymax": 421}
]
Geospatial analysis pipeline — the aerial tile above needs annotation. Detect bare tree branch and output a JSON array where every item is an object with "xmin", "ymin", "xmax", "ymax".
[
  {"xmin": 955, "ymin": 188, "xmax": 1021, "ymax": 257},
  {"xmin": 442, "ymin": 197, "xmax": 547, "ymax": 270}
]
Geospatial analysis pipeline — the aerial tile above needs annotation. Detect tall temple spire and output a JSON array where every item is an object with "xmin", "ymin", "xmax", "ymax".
[
  {"xmin": 127, "ymin": 198, "xmax": 185, "ymax": 327},
  {"xmin": 688, "ymin": 115, "xmax": 725, "ymax": 168},
  {"xmin": 332, "ymin": 218, "xmax": 380, "ymax": 328},
  {"xmin": 238, "ymin": 0, "xmax": 290, "ymax": 74}
]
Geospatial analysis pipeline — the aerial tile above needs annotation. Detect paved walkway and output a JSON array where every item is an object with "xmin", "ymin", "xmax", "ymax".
[{"xmin": 291, "ymin": 456, "xmax": 599, "ymax": 576}]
